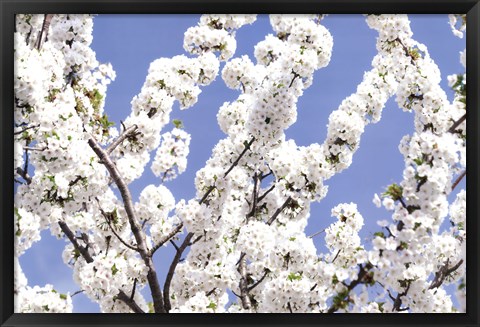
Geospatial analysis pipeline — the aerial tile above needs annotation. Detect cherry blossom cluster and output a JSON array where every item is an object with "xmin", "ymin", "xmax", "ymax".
[
  {"xmin": 151, "ymin": 128, "xmax": 191, "ymax": 182},
  {"xmin": 364, "ymin": 14, "xmax": 466, "ymax": 312},
  {"xmin": 13, "ymin": 13, "xmax": 466, "ymax": 314},
  {"xmin": 184, "ymin": 15, "xmax": 257, "ymax": 61}
]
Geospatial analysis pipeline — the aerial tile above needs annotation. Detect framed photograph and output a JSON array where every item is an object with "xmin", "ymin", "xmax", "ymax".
[{"xmin": 1, "ymin": 1, "xmax": 479, "ymax": 326}]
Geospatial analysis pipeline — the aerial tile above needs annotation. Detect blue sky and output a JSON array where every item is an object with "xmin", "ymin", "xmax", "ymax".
[{"xmin": 19, "ymin": 14, "xmax": 465, "ymax": 313}]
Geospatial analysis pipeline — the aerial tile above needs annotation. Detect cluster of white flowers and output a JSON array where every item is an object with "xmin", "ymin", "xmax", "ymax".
[
  {"xmin": 360, "ymin": 14, "xmax": 466, "ymax": 313},
  {"xmin": 14, "ymin": 13, "xmax": 466, "ymax": 314},
  {"xmin": 448, "ymin": 14, "xmax": 466, "ymax": 39},
  {"xmin": 184, "ymin": 15, "xmax": 257, "ymax": 61},
  {"xmin": 151, "ymin": 128, "xmax": 191, "ymax": 181}
]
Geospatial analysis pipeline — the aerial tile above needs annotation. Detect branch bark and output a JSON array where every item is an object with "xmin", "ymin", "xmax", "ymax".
[
  {"xmin": 267, "ymin": 196, "xmax": 293, "ymax": 225},
  {"xmin": 88, "ymin": 136, "xmax": 165, "ymax": 313},
  {"xmin": 150, "ymin": 223, "xmax": 184, "ymax": 256},
  {"xmin": 35, "ymin": 14, "xmax": 54, "ymax": 50},
  {"xmin": 163, "ymin": 232, "xmax": 194, "ymax": 312},
  {"xmin": 429, "ymin": 259, "xmax": 464, "ymax": 290},
  {"xmin": 106, "ymin": 124, "xmax": 138, "ymax": 154},
  {"xmin": 58, "ymin": 220, "xmax": 144, "ymax": 313}
]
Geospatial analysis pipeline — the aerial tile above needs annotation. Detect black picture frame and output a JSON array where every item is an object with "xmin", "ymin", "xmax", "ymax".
[{"xmin": 1, "ymin": 1, "xmax": 479, "ymax": 326}]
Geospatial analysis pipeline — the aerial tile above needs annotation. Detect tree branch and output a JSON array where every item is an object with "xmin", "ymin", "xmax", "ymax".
[
  {"xmin": 267, "ymin": 196, "xmax": 293, "ymax": 225},
  {"xmin": 96, "ymin": 200, "xmax": 140, "ymax": 252},
  {"xmin": 247, "ymin": 269, "xmax": 269, "ymax": 292},
  {"xmin": 429, "ymin": 259, "xmax": 464, "ymax": 290},
  {"xmin": 326, "ymin": 263, "xmax": 373, "ymax": 313},
  {"xmin": 308, "ymin": 228, "xmax": 325, "ymax": 238},
  {"xmin": 58, "ymin": 220, "xmax": 144, "ymax": 313},
  {"xmin": 257, "ymin": 184, "xmax": 275, "ymax": 204},
  {"xmin": 163, "ymin": 232, "xmax": 194, "ymax": 312},
  {"xmin": 14, "ymin": 124, "xmax": 39, "ymax": 135},
  {"xmin": 88, "ymin": 136, "xmax": 165, "ymax": 313},
  {"xmin": 35, "ymin": 14, "xmax": 54, "ymax": 50},
  {"xmin": 149, "ymin": 223, "xmax": 184, "ymax": 256},
  {"xmin": 447, "ymin": 113, "xmax": 466, "ymax": 133},
  {"xmin": 223, "ymin": 137, "xmax": 255, "ymax": 178},
  {"xmin": 237, "ymin": 252, "xmax": 252, "ymax": 310},
  {"xmin": 16, "ymin": 167, "xmax": 32, "ymax": 185},
  {"xmin": 106, "ymin": 124, "xmax": 138, "ymax": 154},
  {"xmin": 451, "ymin": 170, "xmax": 466, "ymax": 192}
]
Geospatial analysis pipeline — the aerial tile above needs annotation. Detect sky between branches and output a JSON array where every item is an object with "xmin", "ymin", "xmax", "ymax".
[{"xmin": 19, "ymin": 14, "xmax": 465, "ymax": 312}]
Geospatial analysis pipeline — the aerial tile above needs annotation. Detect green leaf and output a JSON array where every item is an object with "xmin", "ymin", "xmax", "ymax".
[
  {"xmin": 172, "ymin": 119, "xmax": 184, "ymax": 129},
  {"xmin": 287, "ymin": 272, "xmax": 302, "ymax": 282},
  {"xmin": 111, "ymin": 263, "xmax": 119, "ymax": 275},
  {"xmin": 206, "ymin": 302, "xmax": 217, "ymax": 310},
  {"xmin": 374, "ymin": 231, "xmax": 385, "ymax": 239}
]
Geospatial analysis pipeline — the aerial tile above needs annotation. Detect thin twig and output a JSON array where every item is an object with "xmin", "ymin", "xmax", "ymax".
[
  {"xmin": 267, "ymin": 197, "xmax": 293, "ymax": 225},
  {"xmin": 247, "ymin": 269, "xmax": 269, "ymax": 291},
  {"xmin": 106, "ymin": 124, "xmax": 138, "ymax": 154},
  {"xmin": 130, "ymin": 278, "xmax": 138, "ymax": 301},
  {"xmin": 451, "ymin": 170, "xmax": 466, "ymax": 192},
  {"xmin": 308, "ymin": 228, "xmax": 325, "ymax": 238},
  {"xmin": 71, "ymin": 290, "xmax": 84, "ymax": 297},
  {"xmin": 257, "ymin": 184, "xmax": 275, "ymax": 203},
  {"xmin": 223, "ymin": 137, "xmax": 255, "ymax": 178},
  {"xmin": 58, "ymin": 220, "xmax": 144, "ymax": 313},
  {"xmin": 149, "ymin": 223, "xmax": 184, "ymax": 256},
  {"xmin": 14, "ymin": 124, "xmax": 39, "ymax": 135},
  {"xmin": 96, "ymin": 200, "xmax": 140, "ymax": 252},
  {"xmin": 331, "ymin": 249, "xmax": 342, "ymax": 263}
]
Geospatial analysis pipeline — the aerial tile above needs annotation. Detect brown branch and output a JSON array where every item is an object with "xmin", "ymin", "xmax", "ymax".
[
  {"xmin": 451, "ymin": 170, "xmax": 466, "ymax": 192},
  {"xmin": 150, "ymin": 223, "xmax": 184, "ymax": 256},
  {"xmin": 106, "ymin": 124, "xmax": 138, "ymax": 154},
  {"xmin": 58, "ymin": 220, "xmax": 144, "ymax": 313},
  {"xmin": 247, "ymin": 269, "xmax": 269, "ymax": 292},
  {"xmin": 237, "ymin": 252, "xmax": 251, "ymax": 310},
  {"xmin": 392, "ymin": 281, "xmax": 411, "ymax": 312},
  {"xmin": 326, "ymin": 263, "xmax": 373, "ymax": 313},
  {"xmin": 331, "ymin": 249, "xmax": 342, "ymax": 264},
  {"xmin": 447, "ymin": 113, "xmax": 466, "ymax": 133},
  {"xmin": 199, "ymin": 185, "xmax": 216, "ymax": 205},
  {"xmin": 257, "ymin": 184, "xmax": 275, "ymax": 203},
  {"xmin": 14, "ymin": 124, "xmax": 39, "ymax": 135},
  {"xmin": 96, "ymin": 200, "xmax": 140, "ymax": 252},
  {"xmin": 130, "ymin": 278, "xmax": 138, "ymax": 301},
  {"xmin": 58, "ymin": 221, "xmax": 94, "ymax": 263},
  {"xmin": 116, "ymin": 291, "xmax": 145, "ymax": 313},
  {"xmin": 223, "ymin": 137, "xmax": 255, "ymax": 178},
  {"xmin": 163, "ymin": 232, "xmax": 194, "ymax": 312},
  {"xmin": 308, "ymin": 228, "xmax": 325, "ymax": 238},
  {"xmin": 35, "ymin": 14, "xmax": 54, "ymax": 50},
  {"xmin": 16, "ymin": 167, "xmax": 32, "ymax": 185},
  {"xmin": 88, "ymin": 137, "xmax": 165, "ymax": 313},
  {"xmin": 287, "ymin": 301, "xmax": 293, "ymax": 313},
  {"xmin": 429, "ymin": 259, "xmax": 464, "ymax": 290},
  {"xmin": 246, "ymin": 173, "xmax": 259, "ymax": 218},
  {"xmin": 267, "ymin": 196, "xmax": 293, "ymax": 225}
]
